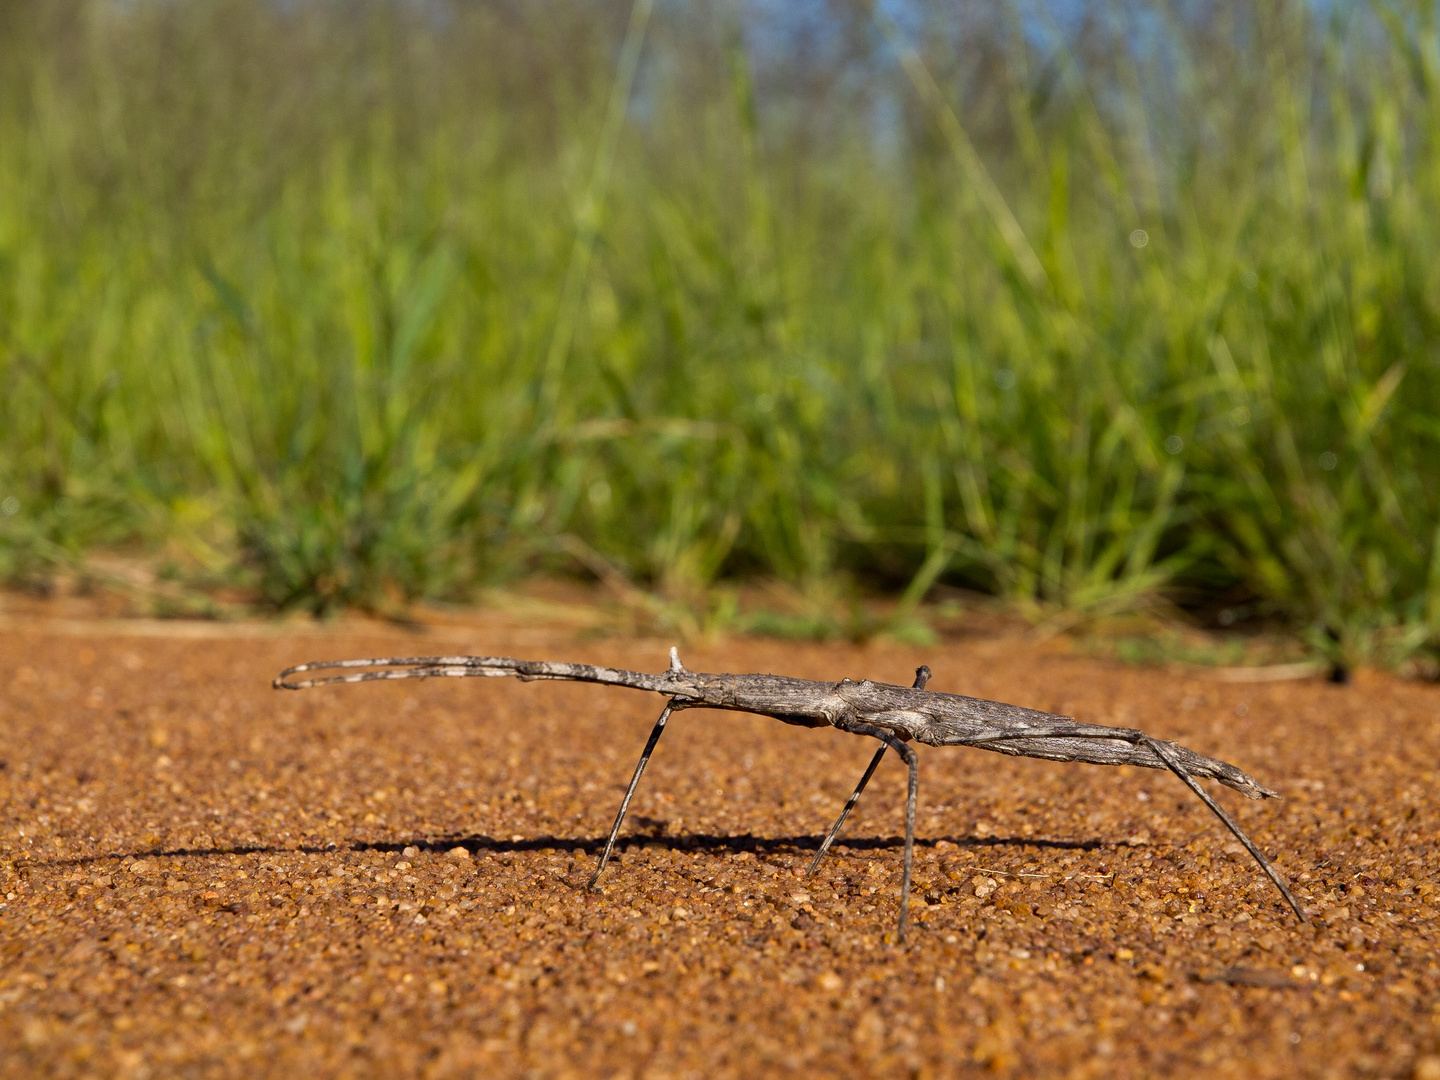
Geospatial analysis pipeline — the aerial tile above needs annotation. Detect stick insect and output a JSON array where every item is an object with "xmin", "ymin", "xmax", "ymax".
[{"xmin": 274, "ymin": 648, "xmax": 1307, "ymax": 941}]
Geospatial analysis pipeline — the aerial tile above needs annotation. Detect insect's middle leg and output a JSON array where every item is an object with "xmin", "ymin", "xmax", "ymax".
[
  {"xmin": 806, "ymin": 665, "xmax": 931, "ymax": 880},
  {"xmin": 588, "ymin": 697, "xmax": 681, "ymax": 889},
  {"xmin": 835, "ymin": 715, "xmax": 920, "ymax": 943},
  {"xmin": 804, "ymin": 744, "xmax": 887, "ymax": 879}
]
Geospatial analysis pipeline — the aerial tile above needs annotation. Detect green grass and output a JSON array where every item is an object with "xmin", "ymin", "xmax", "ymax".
[{"xmin": 1, "ymin": 0, "xmax": 1438, "ymax": 668}]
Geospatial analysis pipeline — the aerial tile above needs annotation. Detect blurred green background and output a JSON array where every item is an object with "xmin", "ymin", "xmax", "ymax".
[{"xmin": 1, "ymin": 0, "xmax": 1437, "ymax": 668}]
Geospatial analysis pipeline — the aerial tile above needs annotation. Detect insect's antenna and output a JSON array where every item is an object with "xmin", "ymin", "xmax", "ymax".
[
  {"xmin": 274, "ymin": 656, "xmax": 520, "ymax": 690},
  {"xmin": 273, "ymin": 655, "xmax": 675, "ymax": 694}
]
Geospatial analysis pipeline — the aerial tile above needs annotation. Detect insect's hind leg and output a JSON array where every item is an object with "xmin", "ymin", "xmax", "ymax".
[
  {"xmin": 588, "ymin": 698, "xmax": 681, "ymax": 890},
  {"xmin": 1135, "ymin": 733, "xmax": 1306, "ymax": 922},
  {"xmin": 970, "ymin": 727, "xmax": 1307, "ymax": 923},
  {"xmin": 805, "ymin": 665, "xmax": 931, "ymax": 881}
]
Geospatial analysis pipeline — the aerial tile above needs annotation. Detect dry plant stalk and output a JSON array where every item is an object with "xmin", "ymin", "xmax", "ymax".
[{"xmin": 274, "ymin": 649, "xmax": 1307, "ymax": 941}]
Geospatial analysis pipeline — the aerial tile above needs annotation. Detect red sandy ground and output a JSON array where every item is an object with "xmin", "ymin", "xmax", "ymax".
[{"xmin": 0, "ymin": 606, "xmax": 1437, "ymax": 1078}]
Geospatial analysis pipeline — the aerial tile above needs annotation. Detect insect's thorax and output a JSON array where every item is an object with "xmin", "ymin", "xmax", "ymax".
[{"xmin": 679, "ymin": 672, "xmax": 839, "ymax": 728}]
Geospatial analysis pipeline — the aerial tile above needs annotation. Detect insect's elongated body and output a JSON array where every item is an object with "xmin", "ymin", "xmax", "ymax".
[{"xmin": 275, "ymin": 650, "xmax": 1306, "ymax": 941}]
